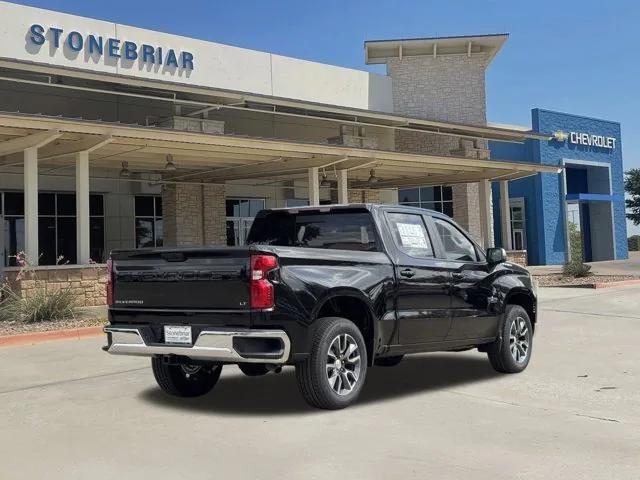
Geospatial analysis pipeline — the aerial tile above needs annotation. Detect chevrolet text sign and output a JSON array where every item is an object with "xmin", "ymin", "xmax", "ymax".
[{"xmin": 569, "ymin": 132, "xmax": 616, "ymax": 149}]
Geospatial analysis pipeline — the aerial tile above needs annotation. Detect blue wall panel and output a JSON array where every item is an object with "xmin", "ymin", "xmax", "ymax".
[{"xmin": 490, "ymin": 108, "xmax": 627, "ymax": 265}]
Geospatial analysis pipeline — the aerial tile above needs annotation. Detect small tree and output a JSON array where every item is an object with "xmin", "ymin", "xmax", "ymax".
[
  {"xmin": 625, "ymin": 169, "xmax": 640, "ymax": 226},
  {"xmin": 629, "ymin": 235, "xmax": 640, "ymax": 252},
  {"xmin": 563, "ymin": 221, "xmax": 591, "ymax": 278},
  {"xmin": 567, "ymin": 221, "xmax": 583, "ymax": 263}
]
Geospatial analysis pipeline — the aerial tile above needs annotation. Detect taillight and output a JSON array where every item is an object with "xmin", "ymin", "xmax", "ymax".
[
  {"xmin": 106, "ymin": 259, "xmax": 114, "ymax": 307},
  {"xmin": 250, "ymin": 254, "xmax": 278, "ymax": 309}
]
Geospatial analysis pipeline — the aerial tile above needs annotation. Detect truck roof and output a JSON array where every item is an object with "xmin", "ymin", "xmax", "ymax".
[{"xmin": 262, "ymin": 203, "xmax": 451, "ymax": 220}]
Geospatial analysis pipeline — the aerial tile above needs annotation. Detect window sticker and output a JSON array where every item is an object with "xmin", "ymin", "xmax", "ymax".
[{"xmin": 397, "ymin": 223, "xmax": 429, "ymax": 248}]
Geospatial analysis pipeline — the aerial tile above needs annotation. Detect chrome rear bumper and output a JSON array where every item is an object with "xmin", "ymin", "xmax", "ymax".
[{"xmin": 104, "ymin": 326, "xmax": 291, "ymax": 364}]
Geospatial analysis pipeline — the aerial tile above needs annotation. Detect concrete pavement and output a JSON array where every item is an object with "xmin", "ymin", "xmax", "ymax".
[{"xmin": 1, "ymin": 286, "xmax": 639, "ymax": 479}]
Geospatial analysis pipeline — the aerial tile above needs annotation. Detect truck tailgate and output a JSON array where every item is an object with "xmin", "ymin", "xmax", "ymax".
[{"xmin": 111, "ymin": 248, "xmax": 250, "ymax": 310}]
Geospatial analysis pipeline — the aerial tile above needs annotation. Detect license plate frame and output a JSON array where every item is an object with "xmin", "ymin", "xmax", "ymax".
[{"xmin": 164, "ymin": 325, "xmax": 192, "ymax": 345}]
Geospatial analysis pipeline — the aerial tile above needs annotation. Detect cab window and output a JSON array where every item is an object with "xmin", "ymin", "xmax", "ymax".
[
  {"xmin": 387, "ymin": 212, "xmax": 434, "ymax": 258},
  {"xmin": 432, "ymin": 217, "xmax": 478, "ymax": 262}
]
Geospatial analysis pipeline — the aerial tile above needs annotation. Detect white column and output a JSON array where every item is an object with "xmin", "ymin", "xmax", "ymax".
[
  {"xmin": 337, "ymin": 170, "xmax": 348, "ymax": 204},
  {"xmin": 308, "ymin": 167, "xmax": 320, "ymax": 206},
  {"xmin": 76, "ymin": 151, "xmax": 91, "ymax": 264},
  {"xmin": 500, "ymin": 180, "xmax": 513, "ymax": 250},
  {"xmin": 23, "ymin": 147, "xmax": 39, "ymax": 265},
  {"xmin": 478, "ymin": 179, "xmax": 494, "ymax": 249}
]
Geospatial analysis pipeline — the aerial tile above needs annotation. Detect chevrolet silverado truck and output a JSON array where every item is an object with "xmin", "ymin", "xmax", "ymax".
[{"xmin": 104, "ymin": 204, "xmax": 536, "ymax": 410}]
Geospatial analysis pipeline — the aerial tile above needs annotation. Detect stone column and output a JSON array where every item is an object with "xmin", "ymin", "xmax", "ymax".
[
  {"xmin": 348, "ymin": 189, "xmax": 380, "ymax": 203},
  {"xmin": 386, "ymin": 53, "xmax": 490, "ymax": 242},
  {"xmin": 162, "ymin": 182, "xmax": 227, "ymax": 247},
  {"xmin": 203, "ymin": 183, "xmax": 227, "ymax": 245},
  {"xmin": 308, "ymin": 167, "xmax": 320, "ymax": 206},
  {"xmin": 337, "ymin": 170, "xmax": 348, "ymax": 204}
]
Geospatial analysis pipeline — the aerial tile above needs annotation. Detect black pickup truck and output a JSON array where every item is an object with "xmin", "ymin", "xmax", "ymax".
[{"xmin": 104, "ymin": 204, "xmax": 537, "ymax": 409}]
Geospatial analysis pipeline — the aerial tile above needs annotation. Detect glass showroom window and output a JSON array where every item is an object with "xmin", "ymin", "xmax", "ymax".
[
  {"xmin": 1, "ymin": 192, "xmax": 105, "ymax": 266},
  {"xmin": 226, "ymin": 198, "xmax": 265, "ymax": 246},
  {"xmin": 398, "ymin": 186, "xmax": 454, "ymax": 217},
  {"xmin": 38, "ymin": 193, "xmax": 105, "ymax": 265},
  {"xmin": 135, "ymin": 196, "xmax": 163, "ymax": 248},
  {"xmin": 1, "ymin": 192, "xmax": 25, "ymax": 267}
]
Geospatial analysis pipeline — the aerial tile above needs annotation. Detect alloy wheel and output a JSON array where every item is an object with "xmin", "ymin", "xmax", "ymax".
[
  {"xmin": 326, "ymin": 333, "xmax": 361, "ymax": 395},
  {"xmin": 509, "ymin": 316, "xmax": 530, "ymax": 364}
]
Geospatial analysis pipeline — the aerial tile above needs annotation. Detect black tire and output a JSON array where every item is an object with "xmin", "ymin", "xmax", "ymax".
[
  {"xmin": 238, "ymin": 363, "xmax": 269, "ymax": 377},
  {"xmin": 151, "ymin": 357, "xmax": 222, "ymax": 397},
  {"xmin": 374, "ymin": 355, "xmax": 404, "ymax": 367},
  {"xmin": 296, "ymin": 317, "xmax": 368, "ymax": 410},
  {"xmin": 487, "ymin": 305, "xmax": 533, "ymax": 374}
]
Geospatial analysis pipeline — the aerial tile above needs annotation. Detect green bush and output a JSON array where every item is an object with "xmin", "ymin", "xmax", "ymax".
[
  {"xmin": 628, "ymin": 235, "xmax": 640, "ymax": 252},
  {"xmin": 567, "ymin": 221, "xmax": 583, "ymax": 262},
  {"xmin": 562, "ymin": 261, "xmax": 592, "ymax": 278},
  {"xmin": 0, "ymin": 285, "xmax": 78, "ymax": 323}
]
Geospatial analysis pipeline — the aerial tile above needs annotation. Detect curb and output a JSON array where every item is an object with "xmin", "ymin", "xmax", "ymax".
[
  {"xmin": 0, "ymin": 325, "xmax": 104, "ymax": 347},
  {"xmin": 592, "ymin": 279, "xmax": 640, "ymax": 289},
  {"xmin": 543, "ymin": 279, "xmax": 640, "ymax": 289}
]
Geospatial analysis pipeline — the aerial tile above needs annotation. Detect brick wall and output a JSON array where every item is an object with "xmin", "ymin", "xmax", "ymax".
[
  {"xmin": 506, "ymin": 250, "xmax": 528, "ymax": 267},
  {"xmin": 203, "ymin": 183, "xmax": 227, "ymax": 245},
  {"xmin": 162, "ymin": 182, "xmax": 226, "ymax": 247},
  {"xmin": 5, "ymin": 266, "xmax": 107, "ymax": 307},
  {"xmin": 386, "ymin": 53, "xmax": 492, "ymax": 242},
  {"xmin": 348, "ymin": 189, "xmax": 381, "ymax": 203}
]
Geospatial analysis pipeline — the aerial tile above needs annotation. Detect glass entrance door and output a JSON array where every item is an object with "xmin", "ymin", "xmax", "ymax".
[
  {"xmin": 509, "ymin": 199, "xmax": 527, "ymax": 250},
  {"xmin": 225, "ymin": 198, "xmax": 265, "ymax": 246}
]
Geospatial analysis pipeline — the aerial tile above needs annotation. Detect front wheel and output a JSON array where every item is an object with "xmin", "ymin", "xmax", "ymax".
[
  {"xmin": 151, "ymin": 357, "xmax": 222, "ymax": 397},
  {"xmin": 487, "ymin": 305, "xmax": 533, "ymax": 373},
  {"xmin": 296, "ymin": 317, "xmax": 368, "ymax": 410}
]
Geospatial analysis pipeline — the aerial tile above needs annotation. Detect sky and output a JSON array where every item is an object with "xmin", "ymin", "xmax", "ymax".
[{"xmin": 13, "ymin": 0, "xmax": 640, "ymax": 234}]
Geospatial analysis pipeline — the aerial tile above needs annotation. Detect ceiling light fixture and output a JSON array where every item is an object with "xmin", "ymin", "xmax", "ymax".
[
  {"xmin": 119, "ymin": 161, "xmax": 131, "ymax": 178},
  {"xmin": 367, "ymin": 169, "xmax": 379, "ymax": 185},
  {"xmin": 165, "ymin": 154, "xmax": 177, "ymax": 171},
  {"xmin": 320, "ymin": 172, "xmax": 331, "ymax": 187}
]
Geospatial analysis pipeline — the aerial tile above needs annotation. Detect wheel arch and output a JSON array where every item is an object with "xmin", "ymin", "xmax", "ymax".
[
  {"xmin": 504, "ymin": 289, "xmax": 536, "ymax": 331},
  {"xmin": 313, "ymin": 289, "xmax": 378, "ymax": 366}
]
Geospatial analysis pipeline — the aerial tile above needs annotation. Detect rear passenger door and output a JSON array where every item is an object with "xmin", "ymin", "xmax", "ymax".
[
  {"xmin": 426, "ymin": 216, "xmax": 498, "ymax": 341},
  {"xmin": 385, "ymin": 212, "xmax": 452, "ymax": 346}
]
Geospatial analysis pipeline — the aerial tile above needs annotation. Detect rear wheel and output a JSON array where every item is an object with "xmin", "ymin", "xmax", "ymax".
[
  {"xmin": 151, "ymin": 357, "xmax": 222, "ymax": 397},
  {"xmin": 487, "ymin": 305, "xmax": 533, "ymax": 373},
  {"xmin": 296, "ymin": 317, "xmax": 368, "ymax": 410},
  {"xmin": 374, "ymin": 355, "xmax": 404, "ymax": 367}
]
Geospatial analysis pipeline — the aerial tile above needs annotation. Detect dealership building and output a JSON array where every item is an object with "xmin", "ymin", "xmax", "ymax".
[{"xmin": 0, "ymin": 1, "xmax": 627, "ymax": 305}]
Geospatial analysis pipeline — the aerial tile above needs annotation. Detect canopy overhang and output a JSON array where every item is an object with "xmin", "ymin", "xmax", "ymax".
[{"xmin": 0, "ymin": 112, "xmax": 561, "ymax": 187}]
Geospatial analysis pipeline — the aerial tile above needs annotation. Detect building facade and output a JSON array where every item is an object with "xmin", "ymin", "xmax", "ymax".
[
  {"xmin": 0, "ymin": 1, "xmax": 588, "ymax": 306},
  {"xmin": 490, "ymin": 109, "xmax": 627, "ymax": 265}
]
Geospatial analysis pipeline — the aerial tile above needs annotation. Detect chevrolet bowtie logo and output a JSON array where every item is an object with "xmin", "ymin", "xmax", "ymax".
[{"xmin": 553, "ymin": 130, "xmax": 568, "ymax": 142}]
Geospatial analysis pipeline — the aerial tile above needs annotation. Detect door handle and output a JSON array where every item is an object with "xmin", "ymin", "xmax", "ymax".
[
  {"xmin": 452, "ymin": 273, "xmax": 464, "ymax": 280},
  {"xmin": 400, "ymin": 269, "xmax": 415, "ymax": 278}
]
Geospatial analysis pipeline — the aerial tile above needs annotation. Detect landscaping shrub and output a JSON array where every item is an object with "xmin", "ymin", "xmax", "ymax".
[
  {"xmin": 0, "ymin": 284, "xmax": 78, "ymax": 323},
  {"xmin": 562, "ymin": 261, "xmax": 592, "ymax": 278}
]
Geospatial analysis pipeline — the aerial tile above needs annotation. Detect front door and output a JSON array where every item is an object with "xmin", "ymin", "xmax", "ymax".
[
  {"xmin": 385, "ymin": 212, "xmax": 452, "ymax": 345},
  {"xmin": 427, "ymin": 216, "xmax": 498, "ymax": 341}
]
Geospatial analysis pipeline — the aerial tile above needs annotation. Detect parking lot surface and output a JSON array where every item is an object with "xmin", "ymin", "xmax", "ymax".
[{"xmin": 1, "ymin": 286, "xmax": 639, "ymax": 479}]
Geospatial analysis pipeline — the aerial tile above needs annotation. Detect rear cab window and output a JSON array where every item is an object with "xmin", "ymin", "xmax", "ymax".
[
  {"xmin": 386, "ymin": 212, "xmax": 434, "ymax": 259},
  {"xmin": 247, "ymin": 208, "xmax": 379, "ymax": 252}
]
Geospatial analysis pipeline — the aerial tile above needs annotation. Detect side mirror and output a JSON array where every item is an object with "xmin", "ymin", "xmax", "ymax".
[{"xmin": 486, "ymin": 247, "xmax": 507, "ymax": 266}]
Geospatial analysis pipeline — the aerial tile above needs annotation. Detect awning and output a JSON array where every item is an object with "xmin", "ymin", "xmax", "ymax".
[{"xmin": 0, "ymin": 112, "xmax": 561, "ymax": 188}]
